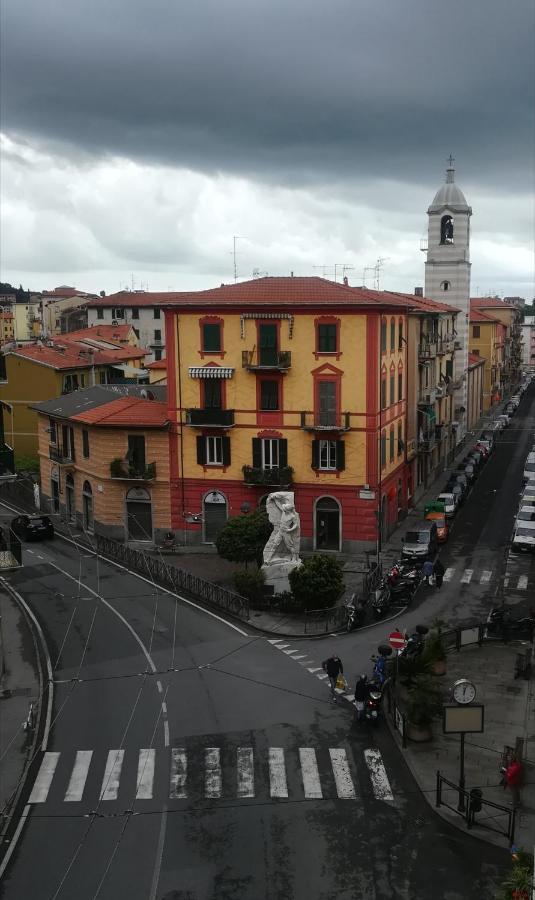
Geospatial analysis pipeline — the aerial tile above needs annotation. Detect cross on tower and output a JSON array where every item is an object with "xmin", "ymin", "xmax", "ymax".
[{"xmin": 447, "ymin": 154, "xmax": 455, "ymax": 167}]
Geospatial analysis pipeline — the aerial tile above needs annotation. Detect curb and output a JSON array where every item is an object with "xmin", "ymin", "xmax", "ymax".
[{"xmin": 0, "ymin": 578, "xmax": 53, "ymax": 880}]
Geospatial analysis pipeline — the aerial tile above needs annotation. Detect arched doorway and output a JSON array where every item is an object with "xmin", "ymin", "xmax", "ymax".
[
  {"xmin": 203, "ymin": 491, "xmax": 228, "ymax": 543},
  {"xmin": 82, "ymin": 481, "xmax": 93, "ymax": 532},
  {"xmin": 315, "ymin": 497, "xmax": 341, "ymax": 551},
  {"xmin": 126, "ymin": 487, "xmax": 153, "ymax": 541},
  {"xmin": 65, "ymin": 474, "xmax": 75, "ymax": 523}
]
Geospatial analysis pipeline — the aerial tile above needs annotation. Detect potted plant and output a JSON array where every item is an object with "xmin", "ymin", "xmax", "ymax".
[
  {"xmin": 422, "ymin": 628, "xmax": 447, "ymax": 676},
  {"xmin": 405, "ymin": 676, "xmax": 443, "ymax": 743}
]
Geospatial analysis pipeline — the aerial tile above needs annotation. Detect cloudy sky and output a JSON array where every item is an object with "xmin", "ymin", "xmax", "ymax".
[{"xmin": 1, "ymin": 0, "xmax": 534, "ymax": 298}]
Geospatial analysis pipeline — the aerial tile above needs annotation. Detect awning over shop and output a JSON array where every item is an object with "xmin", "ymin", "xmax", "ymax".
[{"xmin": 188, "ymin": 367, "xmax": 234, "ymax": 379}]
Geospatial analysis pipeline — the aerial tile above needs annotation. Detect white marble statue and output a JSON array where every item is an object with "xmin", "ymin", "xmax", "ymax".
[{"xmin": 262, "ymin": 491, "xmax": 301, "ymax": 567}]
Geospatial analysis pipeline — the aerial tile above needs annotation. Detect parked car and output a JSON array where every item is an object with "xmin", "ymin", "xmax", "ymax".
[
  {"xmin": 477, "ymin": 434, "xmax": 494, "ymax": 454},
  {"xmin": 520, "ymin": 490, "xmax": 535, "ymax": 506},
  {"xmin": 523, "ymin": 452, "xmax": 535, "ymax": 483},
  {"xmin": 468, "ymin": 449, "xmax": 484, "ymax": 469},
  {"xmin": 437, "ymin": 492, "xmax": 457, "ymax": 517},
  {"xmin": 505, "ymin": 403, "xmax": 515, "ymax": 416},
  {"xmin": 443, "ymin": 481, "xmax": 464, "ymax": 505},
  {"xmin": 10, "ymin": 515, "xmax": 54, "ymax": 541},
  {"xmin": 457, "ymin": 462, "xmax": 476, "ymax": 482},
  {"xmin": 402, "ymin": 520, "xmax": 438, "ymax": 561},
  {"xmin": 516, "ymin": 506, "xmax": 535, "ymax": 523},
  {"xmin": 512, "ymin": 520, "xmax": 535, "ymax": 552},
  {"xmin": 473, "ymin": 443, "xmax": 489, "ymax": 462}
]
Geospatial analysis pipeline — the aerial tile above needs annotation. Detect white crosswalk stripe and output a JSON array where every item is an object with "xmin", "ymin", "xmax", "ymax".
[
  {"xmin": 460, "ymin": 569, "xmax": 473, "ymax": 584},
  {"xmin": 443, "ymin": 567, "xmax": 455, "ymax": 582},
  {"xmin": 480, "ymin": 570, "xmax": 492, "ymax": 583},
  {"xmin": 26, "ymin": 745, "xmax": 394, "ymax": 805}
]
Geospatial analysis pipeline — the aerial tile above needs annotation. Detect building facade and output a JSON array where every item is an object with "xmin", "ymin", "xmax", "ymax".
[
  {"xmin": 522, "ymin": 315, "xmax": 535, "ymax": 370},
  {"xmin": 470, "ymin": 297, "xmax": 524, "ymax": 390},
  {"xmin": 87, "ymin": 291, "xmax": 178, "ymax": 363},
  {"xmin": 34, "ymin": 389, "xmax": 170, "ymax": 543},
  {"xmin": 468, "ymin": 308, "xmax": 504, "ymax": 410},
  {"xmin": 467, "ymin": 352, "xmax": 485, "ymax": 431},
  {"xmin": 424, "ymin": 160, "xmax": 472, "ymax": 443}
]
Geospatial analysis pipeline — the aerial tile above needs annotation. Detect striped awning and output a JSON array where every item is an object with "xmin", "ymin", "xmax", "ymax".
[{"xmin": 188, "ymin": 367, "xmax": 234, "ymax": 379}]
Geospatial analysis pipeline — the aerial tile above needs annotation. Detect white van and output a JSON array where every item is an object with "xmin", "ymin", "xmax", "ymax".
[{"xmin": 523, "ymin": 452, "xmax": 535, "ymax": 483}]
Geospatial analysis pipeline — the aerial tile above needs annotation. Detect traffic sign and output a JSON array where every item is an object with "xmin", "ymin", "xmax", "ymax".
[{"xmin": 388, "ymin": 630, "xmax": 407, "ymax": 650}]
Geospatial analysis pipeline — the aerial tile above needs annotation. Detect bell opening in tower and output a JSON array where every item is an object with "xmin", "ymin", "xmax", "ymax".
[{"xmin": 440, "ymin": 215, "xmax": 454, "ymax": 244}]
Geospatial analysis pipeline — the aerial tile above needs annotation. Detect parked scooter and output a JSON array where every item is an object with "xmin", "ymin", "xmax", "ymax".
[
  {"xmin": 486, "ymin": 608, "xmax": 535, "ymax": 640},
  {"xmin": 387, "ymin": 562, "xmax": 421, "ymax": 598},
  {"xmin": 398, "ymin": 625, "xmax": 429, "ymax": 660},
  {"xmin": 371, "ymin": 580, "xmax": 391, "ymax": 618},
  {"xmin": 345, "ymin": 594, "xmax": 366, "ymax": 631}
]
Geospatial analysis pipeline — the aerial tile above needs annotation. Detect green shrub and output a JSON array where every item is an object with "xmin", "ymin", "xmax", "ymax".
[
  {"xmin": 421, "ymin": 629, "xmax": 446, "ymax": 665},
  {"xmin": 288, "ymin": 554, "xmax": 344, "ymax": 610},
  {"xmin": 216, "ymin": 509, "xmax": 272, "ymax": 567},
  {"xmin": 233, "ymin": 567, "xmax": 265, "ymax": 602},
  {"xmin": 406, "ymin": 677, "xmax": 443, "ymax": 727},
  {"xmin": 14, "ymin": 455, "xmax": 39, "ymax": 475}
]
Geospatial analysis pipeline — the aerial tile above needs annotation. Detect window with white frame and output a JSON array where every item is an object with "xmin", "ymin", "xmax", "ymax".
[
  {"xmin": 261, "ymin": 438, "xmax": 279, "ymax": 469},
  {"xmin": 206, "ymin": 436, "xmax": 223, "ymax": 465},
  {"xmin": 319, "ymin": 439, "xmax": 337, "ymax": 470}
]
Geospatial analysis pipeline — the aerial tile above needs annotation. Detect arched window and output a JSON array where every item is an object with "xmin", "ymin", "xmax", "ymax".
[
  {"xmin": 65, "ymin": 473, "xmax": 75, "ymax": 523},
  {"xmin": 440, "ymin": 215, "xmax": 454, "ymax": 244},
  {"xmin": 398, "ymin": 318, "xmax": 404, "ymax": 350},
  {"xmin": 397, "ymin": 421, "xmax": 403, "ymax": 456},
  {"xmin": 314, "ymin": 496, "xmax": 341, "ymax": 551},
  {"xmin": 441, "ymin": 280, "xmax": 451, "ymax": 292},
  {"xmin": 380, "ymin": 430, "xmax": 387, "ymax": 468},
  {"xmin": 82, "ymin": 481, "xmax": 93, "ymax": 532},
  {"xmin": 390, "ymin": 318, "xmax": 395, "ymax": 352},
  {"xmin": 380, "ymin": 318, "xmax": 387, "ymax": 354},
  {"xmin": 389, "ymin": 426, "xmax": 395, "ymax": 462}
]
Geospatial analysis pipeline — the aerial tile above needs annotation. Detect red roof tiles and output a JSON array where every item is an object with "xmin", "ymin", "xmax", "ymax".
[
  {"xmin": 65, "ymin": 324, "xmax": 137, "ymax": 345},
  {"xmin": 7, "ymin": 338, "xmax": 146, "ymax": 370},
  {"xmin": 71, "ymin": 396, "xmax": 169, "ymax": 427},
  {"xmin": 146, "ymin": 359, "xmax": 167, "ymax": 369},
  {"xmin": 469, "ymin": 308, "xmax": 499, "ymax": 323}
]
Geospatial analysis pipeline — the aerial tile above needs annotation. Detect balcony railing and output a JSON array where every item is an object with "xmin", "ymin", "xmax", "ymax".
[
  {"xmin": 242, "ymin": 349, "xmax": 291, "ymax": 371},
  {"xmin": 109, "ymin": 460, "xmax": 157, "ymax": 480},
  {"xmin": 418, "ymin": 388, "xmax": 437, "ymax": 406},
  {"xmin": 242, "ymin": 465, "xmax": 293, "ymax": 487},
  {"xmin": 186, "ymin": 408, "xmax": 235, "ymax": 428},
  {"xmin": 49, "ymin": 444, "xmax": 75, "ymax": 464},
  {"xmin": 300, "ymin": 411, "xmax": 350, "ymax": 431},
  {"xmin": 418, "ymin": 432, "xmax": 436, "ymax": 453},
  {"xmin": 418, "ymin": 342, "xmax": 437, "ymax": 360}
]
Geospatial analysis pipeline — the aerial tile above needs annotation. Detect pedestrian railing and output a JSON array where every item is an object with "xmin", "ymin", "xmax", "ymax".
[
  {"xmin": 95, "ymin": 535, "xmax": 250, "ymax": 622},
  {"xmin": 303, "ymin": 604, "xmax": 348, "ymax": 634},
  {"xmin": 435, "ymin": 771, "xmax": 516, "ymax": 843},
  {"xmin": 440, "ymin": 623, "xmax": 485, "ymax": 652}
]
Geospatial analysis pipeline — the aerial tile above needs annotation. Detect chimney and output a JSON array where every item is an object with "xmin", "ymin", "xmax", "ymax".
[
  {"xmin": 290, "ymin": 271, "xmax": 294, "ymax": 278},
  {"xmin": 343, "ymin": 276, "xmax": 349, "ymax": 286},
  {"xmin": 100, "ymin": 290, "xmax": 106, "ymax": 297},
  {"xmin": 414, "ymin": 287, "xmax": 424, "ymax": 297}
]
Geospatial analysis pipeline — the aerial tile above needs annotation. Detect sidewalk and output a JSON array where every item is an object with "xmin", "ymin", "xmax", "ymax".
[
  {"xmin": 0, "ymin": 586, "xmax": 40, "ymax": 834},
  {"xmin": 387, "ymin": 640, "xmax": 535, "ymax": 849}
]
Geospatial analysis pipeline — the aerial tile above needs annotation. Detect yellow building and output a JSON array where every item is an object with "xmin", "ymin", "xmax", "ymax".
[
  {"xmin": 469, "ymin": 308, "xmax": 503, "ymax": 409},
  {"xmin": 0, "ymin": 338, "xmax": 148, "ymax": 459},
  {"xmin": 162, "ymin": 277, "xmax": 458, "ymax": 551},
  {"xmin": 471, "ymin": 297, "xmax": 523, "ymax": 390},
  {"xmin": 0, "ymin": 311, "xmax": 15, "ymax": 346},
  {"xmin": 33, "ymin": 388, "xmax": 170, "ymax": 542}
]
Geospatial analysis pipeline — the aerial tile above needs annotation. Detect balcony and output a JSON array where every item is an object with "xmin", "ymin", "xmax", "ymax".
[
  {"xmin": 185, "ymin": 408, "xmax": 235, "ymax": 428},
  {"xmin": 49, "ymin": 445, "xmax": 75, "ymax": 465},
  {"xmin": 418, "ymin": 388, "xmax": 437, "ymax": 406},
  {"xmin": 242, "ymin": 349, "xmax": 291, "ymax": 371},
  {"xmin": 418, "ymin": 432, "xmax": 436, "ymax": 453},
  {"xmin": 109, "ymin": 459, "xmax": 156, "ymax": 480},
  {"xmin": 300, "ymin": 411, "xmax": 350, "ymax": 431},
  {"xmin": 242, "ymin": 465, "xmax": 293, "ymax": 487},
  {"xmin": 418, "ymin": 342, "xmax": 437, "ymax": 361},
  {"xmin": 405, "ymin": 438, "xmax": 417, "ymax": 460}
]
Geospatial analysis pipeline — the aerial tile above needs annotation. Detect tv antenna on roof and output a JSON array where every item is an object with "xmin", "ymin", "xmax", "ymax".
[{"xmin": 232, "ymin": 236, "xmax": 246, "ymax": 283}]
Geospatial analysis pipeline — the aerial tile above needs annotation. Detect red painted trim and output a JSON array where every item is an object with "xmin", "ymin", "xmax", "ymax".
[
  {"xmin": 165, "ymin": 310, "xmax": 180, "ymax": 509},
  {"xmin": 366, "ymin": 314, "xmax": 379, "ymax": 486},
  {"xmin": 311, "ymin": 361, "xmax": 344, "ymax": 376},
  {"xmin": 313, "ymin": 315, "xmax": 341, "ymax": 360},
  {"xmin": 198, "ymin": 315, "xmax": 225, "ymax": 358},
  {"xmin": 257, "ymin": 429, "xmax": 283, "ymax": 438}
]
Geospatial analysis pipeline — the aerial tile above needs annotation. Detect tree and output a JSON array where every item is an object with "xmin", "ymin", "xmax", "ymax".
[
  {"xmin": 215, "ymin": 509, "xmax": 272, "ymax": 567},
  {"xmin": 288, "ymin": 554, "xmax": 344, "ymax": 610}
]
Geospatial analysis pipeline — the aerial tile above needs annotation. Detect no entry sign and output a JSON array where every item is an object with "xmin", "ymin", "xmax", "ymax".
[{"xmin": 388, "ymin": 630, "xmax": 407, "ymax": 651}]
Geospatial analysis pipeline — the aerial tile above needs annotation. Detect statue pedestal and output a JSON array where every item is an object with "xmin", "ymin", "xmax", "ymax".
[{"xmin": 261, "ymin": 558, "xmax": 302, "ymax": 595}]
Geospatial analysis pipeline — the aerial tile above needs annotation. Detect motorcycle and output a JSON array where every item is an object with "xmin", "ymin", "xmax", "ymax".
[
  {"xmin": 345, "ymin": 594, "xmax": 366, "ymax": 631},
  {"xmin": 388, "ymin": 562, "xmax": 422, "ymax": 595},
  {"xmin": 371, "ymin": 581, "xmax": 391, "ymax": 618},
  {"xmin": 364, "ymin": 684, "xmax": 383, "ymax": 725},
  {"xmin": 486, "ymin": 608, "xmax": 535, "ymax": 640}
]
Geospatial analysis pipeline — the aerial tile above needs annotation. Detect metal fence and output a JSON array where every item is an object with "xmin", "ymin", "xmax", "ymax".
[
  {"xmin": 303, "ymin": 604, "xmax": 348, "ymax": 635},
  {"xmin": 95, "ymin": 535, "xmax": 250, "ymax": 622},
  {"xmin": 436, "ymin": 771, "xmax": 516, "ymax": 843}
]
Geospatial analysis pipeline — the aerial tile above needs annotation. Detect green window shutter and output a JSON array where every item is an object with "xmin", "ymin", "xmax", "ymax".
[
  {"xmin": 252, "ymin": 438, "xmax": 262, "ymax": 468},
  {"xmin": 311, "ymin": 440, "xmax": 320, "ymax": 469},
  {"xmin": 278, "ymin": 439, "xmax": 288, "ymax": 468},
  {"xmin": 203, "ymin": 323, "xmax": 221, "ymax": 352},
  {"xmin": 222, "ymin": 436, "xmax": 231, "ymax": 466},
  {"xmin": 196, "ymin": 436, "xmax": 207, "ymax": 465},
  {"xmin": 336, "ymin": 441, "xmax": 345, "ymax": 471}
]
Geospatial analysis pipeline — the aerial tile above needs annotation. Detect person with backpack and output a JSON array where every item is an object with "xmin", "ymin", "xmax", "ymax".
[{"xmin": 322, "ymin": 654, "xmax": 344, "ymax": 701}]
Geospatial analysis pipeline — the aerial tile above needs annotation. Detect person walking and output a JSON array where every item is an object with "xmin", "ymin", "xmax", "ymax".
[
  {"xmin": 354, "ymin": 675, "xmax": 369, "ymax": 721},
  {"xmin": 322, "ymin": 654, "xmax": 344, "ymax": 701},
  {"xmin": 422, "ymin": 559, "xmax": 434, "ymax": 585},
  {"xmin": 502, "ymin": 758, "xmax": 522, "ymax": 808},
  {"xmin": 433, "ymin": 558, "xmax": 445, "ymax": 589}
]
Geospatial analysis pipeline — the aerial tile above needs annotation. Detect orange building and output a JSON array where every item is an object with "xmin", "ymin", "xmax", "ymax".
[{"xmin": 33, "ymin": 387, "xmax": 170, "ymax": 542}]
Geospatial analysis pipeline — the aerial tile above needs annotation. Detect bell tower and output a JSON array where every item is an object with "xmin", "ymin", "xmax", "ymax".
[{"xmin": 424, "ymin": 156, "xmax": 472, "ymax": 442}]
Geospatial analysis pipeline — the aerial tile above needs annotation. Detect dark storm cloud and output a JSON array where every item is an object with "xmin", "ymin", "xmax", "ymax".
[{"xmin": 1, "ymin": 0, "xmax": 534, "ymax": 189}]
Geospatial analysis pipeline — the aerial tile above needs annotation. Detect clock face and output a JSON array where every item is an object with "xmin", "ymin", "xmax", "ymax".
[{"xmin": 453, "ymin": 680, "xmax": 476, "ymax": 704}]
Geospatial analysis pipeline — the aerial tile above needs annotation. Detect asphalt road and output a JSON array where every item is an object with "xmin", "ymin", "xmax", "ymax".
[{"xmin": 2, "ymin": 386, "xmax": 534, "ymax": 899}]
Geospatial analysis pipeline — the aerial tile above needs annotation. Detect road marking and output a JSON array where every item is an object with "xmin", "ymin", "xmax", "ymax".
[
  {"xmin": 236, "ymin": 747, "xmax": 255, "ymax": 798},
  {"xmin": 517, "ymin": 575, "xmax": 528, "ymax": 590},
  {"xmin": 460, "ymin": 569, "xmax": 473, "ymax": 584},
  {"xmin": 26, "ymin": 549, "xmax": 34, "ymax": 554},
  {"xmin": 299, "ymin": 748, "xmax": 323, "ymax": 799},
  {"xmin": 64, "ymin": 750, "xmax": 93, "ymax": 802},
  {"xmin": 205, "ymin": 748, "xmax": 222, "ymax": 799},
  {"xmin": 317, "ymin": 673, "xmax": 329, "ymax": 680},
  {"xmin": 282, "ymin": 648, "xmax": 301, "ymax": 655},
  {"xmin": 443, "ymin": 567, "xmax": 455, "ymax": 582},
  {"xmin": 292, "ymin": 655, "xmax": 309, "ymax": 661},
  {"xmin": 100, "ymin": 749, "xmax": 125, "ymax": 800},
  {"xmin": 267, "ymin": 639, "xmax": 284, "ymax": 645},
  {"xmin": 307, "ymin": 667, "xmax": 322, "ymax": 673},
  {"xmin": 268, "ymin": 748, "xmax": 288, "ymax": 798},
  {"xmin": 480, "ymin": 570, "xmax": 492, "ymax": 583},
  {"xmin": 274, "ymin": 644, "xmax": 290, "ymax": 650},
  {"xmin": 504, "ymin": 576, "xmax": 510, "ymax": 588},
  {"xmin": 169, "ymin": 748, "xmax": 187, "ymax": 799},
  {"xmin": 364, "ymin": 749, "xmax": 394, "ymax": 801},
  {"xmin": 28, "ymin": 752, "xmax": 60, "ymax": 803},
  {"xmin": 136, "ymin": 749, "xmax": 156, "ymax": 800},
  {"xmin": 329, "ymin": 748, "xmax": 356, "ymax": 799},
  {"xmin": 345, "ymin": 693, "xmax": 355, "ymax": 702}
]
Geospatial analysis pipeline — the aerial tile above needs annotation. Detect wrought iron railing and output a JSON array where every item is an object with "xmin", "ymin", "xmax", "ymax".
[
  {"xmin": 242, "ymin": 465, "xmax": 293, "ymax": 486},
  {"xmin": 242, "ymin": 349, "xmax": 291, "ymax": 369},
  {"xmin": 300, "ymin": 411, "xmax": 350, "ymax": 431},
  {"xmin": 49, "ymin": 445, "xmax": 75, "ymax": 464},
  {"xmin": 186, "ymin": 408, "xmax": 235, "ymax": 427},
  {"xmin": 95, "ymin": 535, "xmax": 250, "ymax": 621}
]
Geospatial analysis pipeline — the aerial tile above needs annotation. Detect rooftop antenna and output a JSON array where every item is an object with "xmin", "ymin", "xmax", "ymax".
[
  {"xmin": 374, "ymin": 257, "xmax": 389, "ymax": 290},
  {"xmin": 362, "ymin": 266, "xmax": 375, "ymax": 288},
  {"xmin": 335, "ymin": 264, "xmax": 355, "ymax": 283},
  {"xmin": 232, "ymin": 236, "xmax": 245, "ymax": 283},
  {"xmin": 313, "ymin": 265, "xmax": 334, "ymax": 279}
]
